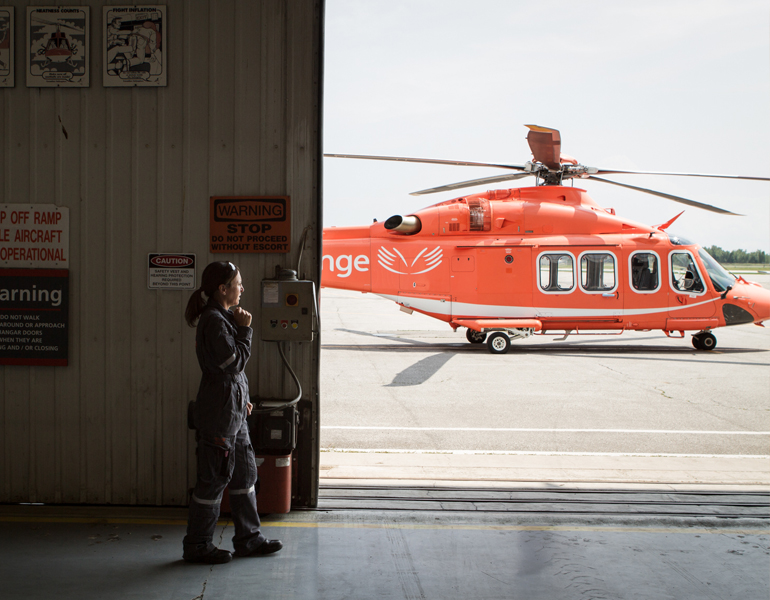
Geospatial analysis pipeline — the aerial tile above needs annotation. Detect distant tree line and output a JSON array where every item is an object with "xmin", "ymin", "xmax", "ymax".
[{"xmin": 704, "ymin": 246, "xmax": 769, "ymax": 264}]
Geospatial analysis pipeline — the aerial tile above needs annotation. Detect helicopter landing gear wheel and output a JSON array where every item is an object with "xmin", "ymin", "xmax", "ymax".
[
  {"xmin": 487, "ymin": 332, "xmax": 510, "ymax": 354},
  {"xmin": 466, "ymin": 328, "xmax": 487, "ymax": 344},
  {"xmin": 693, "ymin": 332, "xmax": 717, "ymax": 351}
]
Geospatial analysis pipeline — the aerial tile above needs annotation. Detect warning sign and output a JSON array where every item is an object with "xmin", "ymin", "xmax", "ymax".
[
  {"xmin": 148, "ymin": 253, "xmax": 196, "ymax": 290},
  {"xmin": 0, "ymin": 268, "xmax": 69, "ymax": 366},
  {"xmin": 0, "ymin": 205, "xmax": 69, "ymax": 267},
  {"xmin": 210, "ymin": 196, "xmax": 291, "ymax": 254}
]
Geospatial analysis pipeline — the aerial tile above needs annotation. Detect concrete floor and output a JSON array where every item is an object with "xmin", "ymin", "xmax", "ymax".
[{"xmin": 2, "ymin": 499, "xmax": 768, "ymax": 600}]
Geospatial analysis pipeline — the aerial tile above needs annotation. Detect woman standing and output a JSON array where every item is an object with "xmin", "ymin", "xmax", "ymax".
[{"xmin": 182, "ymin": 261, "xmax": 282, "ymax": 564}]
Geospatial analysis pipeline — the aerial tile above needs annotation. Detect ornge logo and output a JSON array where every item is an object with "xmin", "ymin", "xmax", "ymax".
[{"xmin": 377, "ymin": 246, "xmax": 443, "ymax": 275}]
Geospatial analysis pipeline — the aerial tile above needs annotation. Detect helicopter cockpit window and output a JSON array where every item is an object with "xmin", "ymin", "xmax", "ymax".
[
  {"xmin": 670, "ymin": 252, "xmax": 705, "ymax": 294},
  {"xmin": 697, "ymin": 248, "xmax": 734, "ymax": 293},
  {"xmin": 579, "ymin": 253, "xmax": 616, "ymax": 292},
  {"xmin": 539, "ymin": 253, "xmax": 574, "ymax": 292},
  {"xmin": 630, "ymin": 252, "xmax": 659, "ymax": 292}
]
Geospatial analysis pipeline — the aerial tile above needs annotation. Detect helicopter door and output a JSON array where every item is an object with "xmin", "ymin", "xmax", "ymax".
[
  {"xmin": 577, "ymin": 251, "xmax": 623, "ymax": 319},
  {"xmin": 451, "ymin": 247, "xmax": 532, "ymax": 316},
  {"xmin": 449, "ymin": 250, "xmax": 476, "ymax": 312},
  {"xmin": 668, "ymin": 250, "xmax": 715, "ymax": 317}
]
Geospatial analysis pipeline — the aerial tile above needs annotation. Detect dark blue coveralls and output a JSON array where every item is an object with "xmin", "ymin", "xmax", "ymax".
[{"xmin": 183, "ymin": 300, "xmax": 266, "ymax": 559}]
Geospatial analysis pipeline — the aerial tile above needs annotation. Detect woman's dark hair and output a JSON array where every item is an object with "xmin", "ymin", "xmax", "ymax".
[{"xmin": 185, "ymin": 261, "xmax": 240, "ymax": 327}]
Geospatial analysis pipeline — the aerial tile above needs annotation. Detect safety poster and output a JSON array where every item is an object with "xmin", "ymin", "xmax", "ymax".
[{"xmin": 0, "ymin": 269, "xmax": 69, "ymax": 366}]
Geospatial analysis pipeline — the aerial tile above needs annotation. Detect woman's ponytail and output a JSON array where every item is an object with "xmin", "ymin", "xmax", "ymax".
[{"xmin": 185, "ymin": 288, "xmax": 207, "ymax": 327}]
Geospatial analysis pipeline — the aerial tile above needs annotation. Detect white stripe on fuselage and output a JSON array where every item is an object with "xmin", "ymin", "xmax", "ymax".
[{"xmin": 377, "ymin": 294, "xmax": 720, "ymax": 319}]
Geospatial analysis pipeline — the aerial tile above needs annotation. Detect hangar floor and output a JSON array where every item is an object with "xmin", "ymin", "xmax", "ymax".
[{"xmin": 2, "ymin": 481, "xmax": 768, "ymax": 600}]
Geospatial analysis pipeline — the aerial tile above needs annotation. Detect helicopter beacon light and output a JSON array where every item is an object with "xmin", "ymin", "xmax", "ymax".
[{"xmin": 384, "ymin": 215, "xmax": 422, "ymax": 235}]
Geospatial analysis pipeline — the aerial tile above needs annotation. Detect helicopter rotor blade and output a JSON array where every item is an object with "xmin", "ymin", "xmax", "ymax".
[
  {"xmin": 586, "ymin": 176, "xmax": 742, "ymax": 216},
  {"xmin": 592, "ymin": 168, "xmax": 770, "ymax": 182},
  {"xmin": 324, "ymin": 153, "xmax": 527, "ymax": 171},
  {"xmin": 410, "ymin": 172, "xmax": 535, "ymax": 196},
  {"xmin": 525, "ymin": 125, "xmax": 561, "ymax": 171}
]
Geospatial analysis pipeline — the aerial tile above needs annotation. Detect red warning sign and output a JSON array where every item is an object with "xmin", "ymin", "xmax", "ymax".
[
  {"xmin": 210, "ymin": 196, "xmax": 291, "ymax": 254},
  {"xmin": 0, "ymin": 205, "xmax": 69, "ymax": 267}
]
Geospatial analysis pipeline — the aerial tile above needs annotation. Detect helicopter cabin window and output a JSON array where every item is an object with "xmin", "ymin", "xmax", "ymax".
[
  {"xmin": 670, "ymin": 252, "xmax": 705, "ymax": 294},
  {"xmin": 538, "ymin": 253, "xmax": 575, "ymax": 293},
  {"xmin": 630, "ymin": 251, "xmax": 660, "ymax": 293},
  {"xmin": 579, "ymin": 252, "xmax": 617, "ymax": 293}
]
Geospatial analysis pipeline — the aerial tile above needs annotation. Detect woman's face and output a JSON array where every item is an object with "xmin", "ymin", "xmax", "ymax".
[{"xmin": 221, "ymin": 272, "xmax": 243, "ymax": 309}]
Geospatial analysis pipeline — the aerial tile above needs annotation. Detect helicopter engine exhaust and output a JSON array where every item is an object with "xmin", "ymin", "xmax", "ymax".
[{"xmin": 384, "ymin": 214, "xmax": 422, "ymax": 234}]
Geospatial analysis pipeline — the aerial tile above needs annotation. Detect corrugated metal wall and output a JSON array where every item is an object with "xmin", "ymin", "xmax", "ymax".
[{"xmin": 0, "ymin": 0, "xmax": 323, "ymax": 506}]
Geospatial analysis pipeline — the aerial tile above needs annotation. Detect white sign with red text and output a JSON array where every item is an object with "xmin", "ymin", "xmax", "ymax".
[
  {"xmin": 148, "ymin": 253, "xmax": 196, "ymax": 289},
  {"xmin": 0, "ymin": 205, "xmax": 69, "ymax": 267}
]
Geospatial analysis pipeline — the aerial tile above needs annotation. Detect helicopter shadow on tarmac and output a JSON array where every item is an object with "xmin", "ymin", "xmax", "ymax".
[
  {"xmin": 384, "ymin": 352, "xmax": 455, "ymax": 387},
  {"xmin": 328, "ymin": 327, "xmax": 455, "ymax": 386}
]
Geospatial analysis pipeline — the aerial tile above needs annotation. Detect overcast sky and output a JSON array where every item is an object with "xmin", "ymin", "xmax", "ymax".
[{"xmin": 323, "ymin": 0, "xmax": 769, "ymax": 252}]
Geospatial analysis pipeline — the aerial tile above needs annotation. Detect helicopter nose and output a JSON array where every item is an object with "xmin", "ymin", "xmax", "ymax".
[{"xmin": 724, "ymin": 282, "xmax": 770, "ymax": 324}]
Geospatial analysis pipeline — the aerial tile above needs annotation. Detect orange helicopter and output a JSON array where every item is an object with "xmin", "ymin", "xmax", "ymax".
[{"xmin": 321, "ymin": 125, "xmax": 770, "ymax": 353}]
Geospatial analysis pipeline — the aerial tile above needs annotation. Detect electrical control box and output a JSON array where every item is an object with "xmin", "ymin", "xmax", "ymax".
[
  {"xmin": 247, "ymin": 401, "xmax": 299, "ymax": 455},
  {"xmin": 261, "ymin": 277, "xmax": 315, "ymax": 341}
]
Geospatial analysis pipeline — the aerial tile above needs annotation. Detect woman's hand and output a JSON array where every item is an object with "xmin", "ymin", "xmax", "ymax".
[
  {"xmin": 232, "ymin": 307, "xmax": 252, "ymax": 327},
  {"xmin": 246, "ymin": 402, "xmax": 253, "ymax": 416}
]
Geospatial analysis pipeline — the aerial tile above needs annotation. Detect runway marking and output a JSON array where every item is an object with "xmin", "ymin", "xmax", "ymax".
[
  {"xmin": 322, "ymin": 426, "xmax": 770, "ymax": 436},
  {"xmin": 321, "ymin": 448, "xmax": 770, "ymax": 459}
]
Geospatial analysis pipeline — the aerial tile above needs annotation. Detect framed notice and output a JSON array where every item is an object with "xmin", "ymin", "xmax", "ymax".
[
  {"xmin": 210, "ymin": 196, "xmax": 291, "ymax": 254},
  {"xmin": 0, "ymin": 7, "xmax": 13, "ymax": 87},
  {"xmin": 0, "ymin": 269, "xmax": 69, "ymax": 366},
  {"xmin": 27, "ymin": 6, "xmax": 89, "ymax": 87},
  {"xmin": 148, "ymin": 253, "xmax": 195, "ymax": 289},
  {"xmin": 104, "ymin": 6, "xmax": 166, "ymax": 87},
  {"xmin": 0, "ymin": 205, "xmax": 69, "ymax": 268}
]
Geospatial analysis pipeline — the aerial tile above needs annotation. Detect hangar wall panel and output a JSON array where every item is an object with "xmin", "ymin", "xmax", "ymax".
[{"xmin": 0, "ymin": 0, "xmax": 323, "ymax": 506}]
